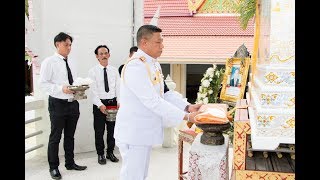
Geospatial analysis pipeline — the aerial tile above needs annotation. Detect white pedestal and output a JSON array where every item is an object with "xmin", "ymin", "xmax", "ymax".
[{"xmin": 188, "ymin": 133, "xmax": 229, "ymax": 180}]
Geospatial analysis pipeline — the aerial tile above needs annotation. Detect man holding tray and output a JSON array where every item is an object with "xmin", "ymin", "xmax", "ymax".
[
  {"xmin": 88, "ymin": 45, "xmax": 120, "ymax": 165},
  {"xmin": 39, "ymin": 32, "xmax": 87, "ymax": 180}
]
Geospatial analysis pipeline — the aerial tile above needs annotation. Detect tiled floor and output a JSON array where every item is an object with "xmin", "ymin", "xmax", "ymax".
[{"xmin": 25, "ymin": 144, "xmax": 233, "ymax": 180}]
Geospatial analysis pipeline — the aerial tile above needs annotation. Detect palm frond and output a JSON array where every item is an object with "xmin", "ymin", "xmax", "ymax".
[{"xmin": 236, "ymin": 0, "xmax": 256, "ymax": 30}]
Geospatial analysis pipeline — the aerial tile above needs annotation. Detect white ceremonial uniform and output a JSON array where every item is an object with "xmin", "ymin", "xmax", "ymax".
[
  {"xmin": 114, "ymin": 49, "xmax": 189, "ymax": 180},
  {"xmin": 88, "ymin": 64, "xmax": 120, "ymax": 107}
]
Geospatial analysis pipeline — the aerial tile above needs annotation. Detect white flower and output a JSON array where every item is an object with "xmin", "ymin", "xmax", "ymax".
[
  {"xmin": 207, "ymin": 68, "xmax": 214, "ymax": 78},
  {"xmin": 199, "ymin": 86, "xmax": 203, "ymax": 92},
  {"xmin": 202, "ymin": 79, "xmax": 210, "ymax": 87},
  {"xmin": 212, "ymin": 64, "xmax": 217, "ymax": 70},
  {"xmin": 209, "ymin": 78, "xmax": 213, "ymax": 81},
  {"xmin": 203, "ymin": 97, "xmax": 208, "ymax": 104},
  {"xmin": 197, "ymin": 99, "xmax": 203, "ymax": 104},
  {"xmin": 208, "ymin": 90, "xmax": 213, "ymax": 94},
  {"xmin": 200, "ymin": 93, "xmax": 207, "ymax": 98},
  {"xmin": 215, "ymin": 70, "xmax": 220, "ymax": 77},
  {"xmin": 207, "ymin": 67, "xmax": 214, "ymax": 74}
]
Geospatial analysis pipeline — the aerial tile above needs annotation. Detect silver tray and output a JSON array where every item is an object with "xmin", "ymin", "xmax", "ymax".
[
  {"xmin": 67, "ymin": 85, "xmax": 89, "ymax": 91},
  {"xmin": 105, "ymin": 109, "xmax": 118, "ymax": 122}
]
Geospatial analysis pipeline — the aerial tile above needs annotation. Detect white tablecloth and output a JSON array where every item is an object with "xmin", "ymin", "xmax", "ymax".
[{"xmin": 188, "ymin": 133, "xmax": 229, "ymax": 180}]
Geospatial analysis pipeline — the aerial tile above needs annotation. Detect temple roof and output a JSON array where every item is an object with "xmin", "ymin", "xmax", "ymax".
[
  {"xmin": 144, "ymin": 0, "xmax": 254, "ymax": 62},
  {"xmin": 159, "ymin": 36, "xmax": 253, "ymax": 63},
  {"xmin": 144, "ymin": 16, "xmax": 254, "ymax": 36}
]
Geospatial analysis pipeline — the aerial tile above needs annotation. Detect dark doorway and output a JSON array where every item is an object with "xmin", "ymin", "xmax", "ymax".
[
  {"xmin": 25, "ymin": 60, "xmax": 33, "ymax": 96},
  {"xmin": 186, "ymin": 64, "xmax": 212, "ymax": 103},
  {"xmin": 186, "ymin": 64, "xmax": 225, "ymax": 103},
  {"xmin": 160, "ymin": 64, "xmax": 170, "ymax": 79}
]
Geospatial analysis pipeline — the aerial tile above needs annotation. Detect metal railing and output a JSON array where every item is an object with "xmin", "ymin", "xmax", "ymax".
[{"xmin": 25, "ymin": 98, "xmax": 44, "ymax": 154}]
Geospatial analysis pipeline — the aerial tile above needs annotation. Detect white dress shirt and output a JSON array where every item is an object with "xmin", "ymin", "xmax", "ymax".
[
  {"xmin": 39, "ymin": 52, "xmax": 77, "ymax": 99},
  {"xmin": 88, "ymin": 64, "xmax": 120, "ymax": 107}
]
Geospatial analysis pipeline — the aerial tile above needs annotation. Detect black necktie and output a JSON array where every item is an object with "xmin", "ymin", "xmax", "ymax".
[
  {"xmin": 104, "ymin": 67, "xmax": 109, "ymax": 92},
  {"xmin": 64, "ymin": 58, "xmax": 73, "ymax": 85}
]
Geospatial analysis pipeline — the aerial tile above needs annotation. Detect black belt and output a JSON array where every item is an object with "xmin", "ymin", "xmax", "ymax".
[
  {"xmin": 100, "ymin": 98, "xmax": 116, "ymax": 101},
  {"xmin": 49, "ymin": 96, "xmax": 74, "ymax": 102},
  {"xmin": 100, "ymin": 98, "xmax": 117, "ymax": 105}
]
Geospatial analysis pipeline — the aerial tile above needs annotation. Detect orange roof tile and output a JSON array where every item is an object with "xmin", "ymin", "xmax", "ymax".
[
  {"xmin": 159, "ymin": 36, "xmax": 254, "ymax": 61},
  {"xmin": 144, "ymin": 16, "xmax": 254, "ymax": 36}
]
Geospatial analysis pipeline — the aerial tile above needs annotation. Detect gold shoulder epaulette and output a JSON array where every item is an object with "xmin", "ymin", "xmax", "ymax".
[
  {"xmin": 128, "ymin": 56, "xmax": 146, "ymax": 62},
  {"xmin": 139, "ymin": 56, "xmax": 146, "ymax": 62},
  {"xmin": 121, "ymin": 56, "xmax": 147, "ymax": 82}
]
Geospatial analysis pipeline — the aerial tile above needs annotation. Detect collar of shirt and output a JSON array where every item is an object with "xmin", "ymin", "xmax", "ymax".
[
  {"xmin": 54, "ymin": 52, "xmax": 67, "ymax": 61},
  {"xmin": 98, "ymin": 64, "xmax": 110, "ymax": 70}
]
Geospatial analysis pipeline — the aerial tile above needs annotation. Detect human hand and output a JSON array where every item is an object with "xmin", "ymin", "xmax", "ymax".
[
  {"xmin": 99, "ymin": 105, "xmax": 107, "ymax": 115},
  {"xmin": 187, "ymin": 111, "xmax": 201, "ymax": 123},
  {"xmin": 188, "ymin": 104, "xmax": 203, "ymax": 113},
  {"xmin": 62, "ymin": 85, "xmax": 75, "ymax": 94}
]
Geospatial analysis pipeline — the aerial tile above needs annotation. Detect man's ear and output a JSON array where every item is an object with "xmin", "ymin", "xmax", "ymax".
[
  {"xmin": 140, "ymin": 38, "xmax": 147, "ymax": 47},
  {"xmin": 96, "ymin": 54, "xmax": 99, "ymax": 60}
]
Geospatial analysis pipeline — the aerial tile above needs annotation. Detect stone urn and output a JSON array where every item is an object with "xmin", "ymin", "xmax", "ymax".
[{"xmin": 196, "ymin": 122, "xmax": 231, "ymax": 145}]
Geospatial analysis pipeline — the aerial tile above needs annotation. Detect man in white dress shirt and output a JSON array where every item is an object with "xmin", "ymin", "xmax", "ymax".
[
  {"xmin": 88, "ymin": 45, "xmax": 120, "ymax": 165},
  {"xmin": 114, "ymin": 25, "xmax": 201, "ymax": 180},
  {"xmin": 39, "ymin": 32, "xmax": 87, "ymax": 180}
]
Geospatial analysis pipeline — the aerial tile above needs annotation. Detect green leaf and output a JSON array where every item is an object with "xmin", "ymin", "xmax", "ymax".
[{"xmin": 236, "ymin": 0, "xmax": 256, "ymax": 30}]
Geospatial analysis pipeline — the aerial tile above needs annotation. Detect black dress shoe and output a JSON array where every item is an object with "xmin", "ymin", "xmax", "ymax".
[
  {"xmin": 66, "ymin": 163, "xmax": 87, "ymax": 171},
  {"xmin": 49, "ymin": 168, "xmax": 62, "ymax": 180},
  {"xmin": 106, "ymin": 152, "xmax": 119, "ymax": 162},
  {"xmin": 98, "ymin": 154, "xmax": 106, "ymax": 165}
]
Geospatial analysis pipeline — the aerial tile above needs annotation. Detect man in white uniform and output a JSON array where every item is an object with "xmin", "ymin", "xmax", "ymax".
[{"xmin": 114, "ymin": 25, "xmax": 201, "ymax": 180}]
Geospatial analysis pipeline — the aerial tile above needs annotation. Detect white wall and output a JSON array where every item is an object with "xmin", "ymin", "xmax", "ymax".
[{"xmin": 29, "ymin": 0, "xmax": 140, "ymax": 155}]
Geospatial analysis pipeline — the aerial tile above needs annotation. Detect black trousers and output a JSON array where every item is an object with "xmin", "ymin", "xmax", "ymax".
[
  {"xmin": 47, "ymin": 96, "xmax": 80, "ymax": 170},
  {"xmin": 93, "ymin": 98, "xmax": 117, "ymax": 155}
]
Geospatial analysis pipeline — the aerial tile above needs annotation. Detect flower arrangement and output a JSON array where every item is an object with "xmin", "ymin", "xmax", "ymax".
[
  {"xmin": 195, "ymin": 65, "xmax": 236, "ymax": 146},
  {"xmin": 195, "ymin": 65, "xmax": 225, "ymax": 104}
]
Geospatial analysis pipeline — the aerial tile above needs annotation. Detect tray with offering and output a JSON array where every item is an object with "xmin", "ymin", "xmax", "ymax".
[
  {"xmin": 193, "ymin": 104, "xmax": 231, "ymax": 145},
  {"xmin": 67, "ymin": 85, "xmax": 90, "ymax": 100}
]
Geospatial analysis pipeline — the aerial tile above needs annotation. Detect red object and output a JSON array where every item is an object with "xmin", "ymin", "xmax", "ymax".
[{"xmin": 106, "ymin": 106, "xmax": 117, "ymax": 110}]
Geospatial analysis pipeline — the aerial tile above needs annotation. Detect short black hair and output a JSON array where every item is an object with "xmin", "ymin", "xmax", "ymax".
[
  {"xmin": 137, "ymin": 25, "xmax": 162, "ymax": 46},
  {"xmin": 129, "ymin": 46, "xmax": 138, "ymax": 54},
  {"xmin": 54, "ymin": 32, "xmax": 73, "ymax": 47},
  {"xmin": 94, "ymin": 45, "xmax": 110, "ymax": 55}
]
